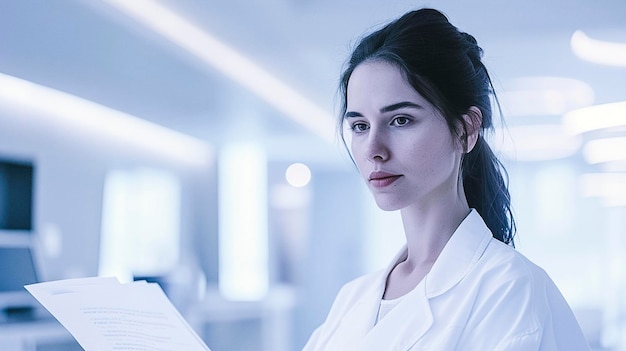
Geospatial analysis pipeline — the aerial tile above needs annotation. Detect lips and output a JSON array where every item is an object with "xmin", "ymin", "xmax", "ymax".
[{"xmin": 368, "ymin": 171, "xmax": 402, "ymax": 188}]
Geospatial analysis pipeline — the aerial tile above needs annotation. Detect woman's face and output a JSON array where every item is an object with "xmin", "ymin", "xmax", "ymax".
[{"xmin": 345, "ymin": 61, "xmax": 464, "ymax": 211}]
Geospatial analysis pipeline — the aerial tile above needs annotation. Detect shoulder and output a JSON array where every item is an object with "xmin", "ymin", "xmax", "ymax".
[
  {"xmin": 461, "ymin": 210, "xmax": 549, "ymax": 282},
  {"xmin": 462, "ymin": 239, "xmax": 590, "ymax": 349},
  {"xmin": 480, "ymin": 238, "xmax": 551, "ymax": 284},
  {"xmin": 460, "ymin": 237, "xmax": 560, "ymax": 321},
  {"xmin": 468, "ymin": 237, "xmax": 570, "ymax": 321}
]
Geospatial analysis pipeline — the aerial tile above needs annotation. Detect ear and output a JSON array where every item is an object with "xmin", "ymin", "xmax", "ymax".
[{"xmin": 460, "ymin": 106, "xmax": 482, "ymax": 153}]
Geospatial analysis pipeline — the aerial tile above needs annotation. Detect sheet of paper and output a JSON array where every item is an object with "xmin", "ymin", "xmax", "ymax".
[{"xmin": 26, "ymin": 277, "xmax": 211, "ymax": 351}]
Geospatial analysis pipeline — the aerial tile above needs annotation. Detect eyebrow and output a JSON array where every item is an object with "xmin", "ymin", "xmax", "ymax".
[
  {"xmin": 345, "ymin": 101, "xmax": 424, "ymax": 118},
  {"xmin": 381, "ymin": 101, "xmax": 424, "ymax": 113}
]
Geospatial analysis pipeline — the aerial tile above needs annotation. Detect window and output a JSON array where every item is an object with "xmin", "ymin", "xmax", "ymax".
[{"xmin": 99, "ymin": 168, "xmax": 181, "ymax": 282}]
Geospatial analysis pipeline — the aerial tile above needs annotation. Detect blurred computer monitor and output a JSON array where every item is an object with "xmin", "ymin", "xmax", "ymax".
[
  {"xmin": 0, "ymin": 158, "xmax": 34, "ymax": 232},
  {"xmin": 0, "ymin": 234, "xmax": 41, "ymax": 321}
]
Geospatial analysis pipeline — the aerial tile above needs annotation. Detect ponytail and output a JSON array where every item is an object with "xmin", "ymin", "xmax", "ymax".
[{"xmin": 462, "ymin": 136, "xmax": 516, "ymax": 245}]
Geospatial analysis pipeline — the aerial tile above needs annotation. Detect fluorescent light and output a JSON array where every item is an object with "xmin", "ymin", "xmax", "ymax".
[
  {"xmin": 218, "ymin": 144, "xmax": 269, "ymax": 300},
  {"xmin": 571, "ymin": 30, "xmax": 626, "ymax": 67},
  {"xmin": 583, "ymin": 137, "xmax": 626, "ymax": 164},
  {"xmin": 562, "ymin": 101, "xmax": 626, "ymax": 134},
  {"xmin": 500, "ymin": 77, "xmax": 594, "ymax": 117},
  {"xmin": 492, "ymin": 124, "xmax": 581, "ymax": 161},
  {"xmin": 580, "ymin": 173, "xmax": 626, "ymax": 207},
  {"xmin": 0, "ymin": 72, "xmax": 211, "ymax": 166},
  {"xmin": 104, "ymin": 0, "xmax": 336, "ymax": 143}
]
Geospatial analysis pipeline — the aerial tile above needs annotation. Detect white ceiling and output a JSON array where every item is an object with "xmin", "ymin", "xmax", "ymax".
[{"xmin": 1, "ymin": 0, "xmax": 625, "ymax": 163}]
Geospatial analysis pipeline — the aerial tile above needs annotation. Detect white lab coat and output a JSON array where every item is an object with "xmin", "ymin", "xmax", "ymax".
[{"xmin": 303, "ymin": 210, "xmax": 590, "ymax": 350}]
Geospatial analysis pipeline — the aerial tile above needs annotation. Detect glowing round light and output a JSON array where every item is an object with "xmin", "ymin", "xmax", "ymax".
[{"xmin": 285, "ymin": 163, "xmax": 311, "ymax": 187}]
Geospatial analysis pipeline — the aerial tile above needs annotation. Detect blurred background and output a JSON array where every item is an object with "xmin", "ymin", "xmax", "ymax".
[{"xmin": 0, "ymin": 0, "xmax": 625, "ymax": 350}]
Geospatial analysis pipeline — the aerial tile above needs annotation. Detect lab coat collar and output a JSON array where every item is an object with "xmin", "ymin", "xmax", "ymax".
[
  {"xmin": 365, "ymin": 210, "xmax": 492, "ymax": 350},
  {"xmin": 424, "ymin": 209, "xmax": 492, "ymax": 298},
  {"xmin": 376, "ymin": 210, "xmax": 492, "ymax": 298},
  {"xmin": 327, "ymin": 210, "xmax": 493, "ymax": 350}
]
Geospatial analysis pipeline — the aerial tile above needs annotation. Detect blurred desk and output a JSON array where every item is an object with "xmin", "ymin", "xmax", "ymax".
[
  {"xmin": 0, "ymin": 318, "xmax": 80, "ymax": 351},
  {"xmin": 186, "ymin": 285, "xmax": 296, "ymax": 351}
]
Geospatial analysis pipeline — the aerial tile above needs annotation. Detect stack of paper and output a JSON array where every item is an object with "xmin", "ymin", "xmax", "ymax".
[{"xmin": 25, "ymin": 277, "xmax": 211, "ymax": 351}]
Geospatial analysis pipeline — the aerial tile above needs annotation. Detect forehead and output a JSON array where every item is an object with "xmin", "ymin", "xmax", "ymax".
[{"xmin": 346, "ymin": 61, "xmax": 427, "ymax": 110}]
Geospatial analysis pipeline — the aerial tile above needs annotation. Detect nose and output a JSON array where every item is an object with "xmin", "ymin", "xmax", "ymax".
[{"xmin": 366, "ymin": 128, "xmax": 389, "ymax": 162}]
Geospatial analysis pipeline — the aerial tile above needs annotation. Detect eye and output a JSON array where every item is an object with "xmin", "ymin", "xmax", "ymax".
[
  {"xmin": 392, "ymin": 116, "xmax": 410, "ymax": 126},
  {"xmin": 350, "ymin": 122, "xmax": 369, "ymax": 133}
]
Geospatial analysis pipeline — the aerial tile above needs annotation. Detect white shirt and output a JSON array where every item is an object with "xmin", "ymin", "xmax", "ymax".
[
  {"xmin": 303, "ymin": 210, "xmax": 590, "ymax": 351},
  {"xmin": 377, "ymin": 296, "xmax": 404, "ymax": 324}
]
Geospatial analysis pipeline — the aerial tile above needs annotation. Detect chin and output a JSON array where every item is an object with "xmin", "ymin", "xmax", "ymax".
[{"xmin": 373, "ymin": 198, "xmax": 404, "ymax": 212}]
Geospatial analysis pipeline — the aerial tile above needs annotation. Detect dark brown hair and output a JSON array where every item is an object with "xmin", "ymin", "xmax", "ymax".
[{"xmin": 339, "ymin": 8, "xmax": 516, "ymax": 245}]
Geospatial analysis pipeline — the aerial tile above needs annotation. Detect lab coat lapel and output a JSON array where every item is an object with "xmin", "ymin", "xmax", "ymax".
[
  {"xmin": 325, "ymin": 269, "xmax": 387, "ymax": 349},
  {"xmin": 360, "ymin": 282, "xmax": 433, "ymax": 351},
  {"xmin": 360, "ymin": 210, "xmax": 489, "ymax": 351},
  {"xmin": 328, "ymin": 210, "xmax": 491, "ymax": 351},
  {"xmin": 326, "ymin": 249, "xmax": 406, "ymax": 350}
]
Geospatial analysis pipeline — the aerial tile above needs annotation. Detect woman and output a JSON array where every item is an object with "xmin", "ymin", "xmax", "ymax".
[{"xmin": 303, "ymin": 8, "xmax": 590, "ymax": 350}]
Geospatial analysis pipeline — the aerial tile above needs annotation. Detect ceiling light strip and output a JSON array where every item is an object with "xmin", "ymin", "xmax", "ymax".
[
  {"xmin": 104, "ymin": 0, "xmax": 335, "ymax": 143},
  {"xmin": 571, "ymin": 30, "xmax": 626, "ymax": 67},
  {"xmin": 0, "ymin": 72, "xmax": 211, "ymax": 165},
  {"xmin": 562, "ymin": 101, "xmax": 626, "ymax": 134},
  {"xmin": 583, "ymin": 137, "xmax": 626, "ymax": 164}
]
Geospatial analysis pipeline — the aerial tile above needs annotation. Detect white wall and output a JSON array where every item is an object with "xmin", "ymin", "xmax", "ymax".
[{"xmin": 0, "ymin": 102, "xmax": 218, "ymax": 284}]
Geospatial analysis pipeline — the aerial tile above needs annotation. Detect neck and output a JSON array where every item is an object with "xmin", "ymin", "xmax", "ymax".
[
  {"xmin": 399, "ymin": 183, "xmax": 470, "ymax": 266},
  {"xmin": 382, "ymin": 170, "xmax": 470, "ymax": 300}
]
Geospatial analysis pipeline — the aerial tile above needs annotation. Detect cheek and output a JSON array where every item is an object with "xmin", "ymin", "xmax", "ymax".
[
  {"xmin": 409, "ymin": 134, "xmax": 457, "ymax": 173},
  {"xmin": 350, "ymin": 140, "xmax": 368, "ymax": 174}
]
